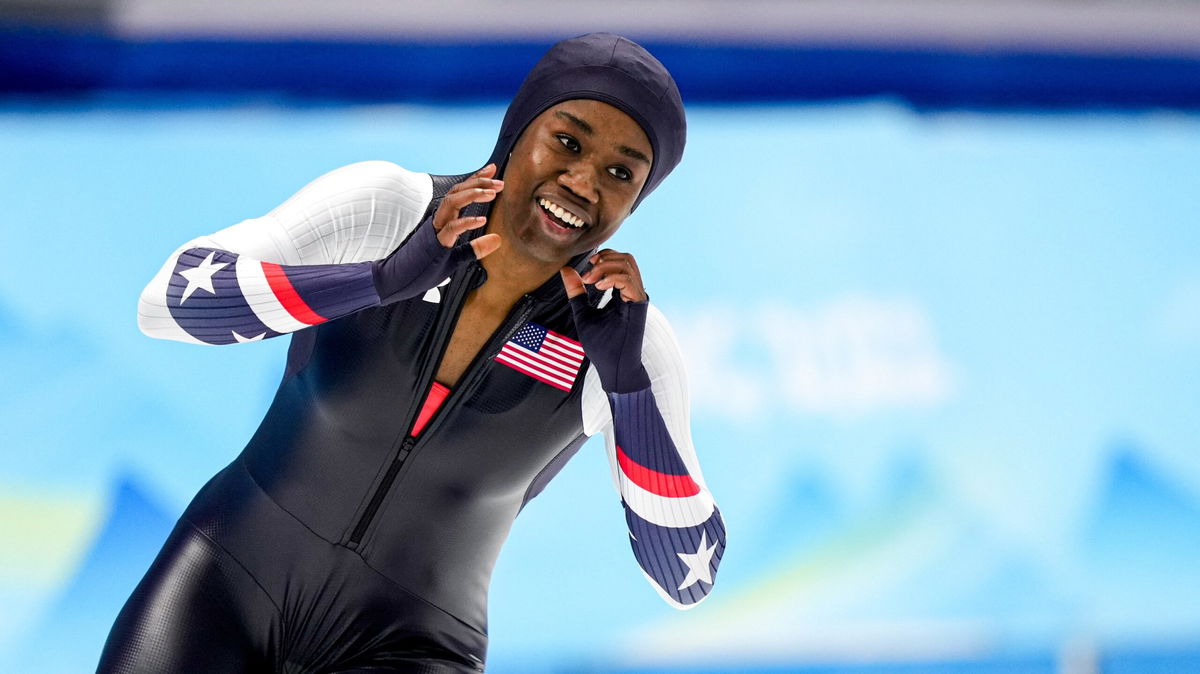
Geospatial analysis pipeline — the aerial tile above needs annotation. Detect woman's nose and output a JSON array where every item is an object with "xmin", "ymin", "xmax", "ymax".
[{"xmin": 558, "ymin": 162, "xmax": 598, "ymax": 203}]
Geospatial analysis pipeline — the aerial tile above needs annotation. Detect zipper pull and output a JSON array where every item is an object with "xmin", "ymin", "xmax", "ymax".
[
  {"xmin": 490, "ymin": 296, "xmax": 537, "ymax": 359},
  {"xmin": 469, "ymin": 261, "xmax": 488, "ymax": 289}
]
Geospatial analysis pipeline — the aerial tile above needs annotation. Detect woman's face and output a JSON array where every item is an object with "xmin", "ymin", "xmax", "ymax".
[{"xmin": 491, "ymin": 99, "xmax": 653, "ymax": 265}]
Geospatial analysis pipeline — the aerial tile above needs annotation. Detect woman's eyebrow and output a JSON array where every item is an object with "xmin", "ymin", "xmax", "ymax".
[
  {"xmin": 619, "ymin": 146, "xmax": 651, "ymax": 165},
  {"xmin": 555, "ymin": 110, "xmax": 651, "ymax": 165},
  {"xmin": 555, "ymin": 110, "xmax": 593, "ymax": 135}
]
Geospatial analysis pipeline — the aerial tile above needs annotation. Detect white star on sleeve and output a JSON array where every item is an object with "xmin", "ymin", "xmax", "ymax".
[
  {"xmin": 178, "ymin": 251, "xmax": 229, "ymax": 304},
  {"xmin": 676, "ymin": 531, "xmax": 717, "ymax": 591},
  {"xmin": 232, "ymin": 331, "xmax": 266, "ymax": 343}
]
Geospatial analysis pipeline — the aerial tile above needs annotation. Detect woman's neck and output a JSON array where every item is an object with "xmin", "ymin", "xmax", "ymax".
[{"xmin": 473, "ymin": 238, "xmax": 565, "ymax": 308}]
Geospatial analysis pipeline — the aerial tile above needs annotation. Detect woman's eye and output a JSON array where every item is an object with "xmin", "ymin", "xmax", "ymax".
[
  {"xmin": 556, "ymin": 134, "xmax": 580, "ymax": 152},
  {"xmin": 608, "ymin": 166, "xmax": 632, "ymax": 181}
]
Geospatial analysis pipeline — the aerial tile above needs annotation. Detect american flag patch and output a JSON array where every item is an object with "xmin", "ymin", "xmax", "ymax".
[{"xmin": 495, "ymin": 322, "xmax": 584, "ymax": 392}]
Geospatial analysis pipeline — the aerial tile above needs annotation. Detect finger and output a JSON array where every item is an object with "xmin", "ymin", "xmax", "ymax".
[
  {"xmin": 582, "ymin": 259, "xmax": 640, "ymax": 285},
  {"xmin": 598, "ymin": 275, "xmax": 647, "ymax": 303},
  {"xmin": 437, "ymin": 216, "xmax": 487, "ymax": 247},
  {"xmin": 593, "ymin": 272, "xmax": 634, "ymax": 291},
  {"xmin": 585, "ymin": 251, "xmax": 637, "ymax": 277},
  {"xmin": 588, "ymin": 252, "xmax": 633, "ymax": 264},
  {"xmin": 444, "ymin": 165, "xmax": 498, "ymax": 198},
  {"xmin": 589, "ymin": 248, "xmax": 630, "ymax": 265},
  {"xmin": 559, "ymin": 267, "xmax": 586, "ymax": 299},
  {"xmin": 443, "ymin": 186, "xmax": 499, "ymax": 213},
  {"xmin": 446, "ymin": 175, "xmax": 504, "ymax": 195},
  {"xmin": 585, "ymin": 254, "xmax": 635, "ymax": 270},
  {"xmin": 588, "ymin": 249, "xmax": 645, "ymax": 301},
  {"xmin": 434, "ymin": 188, "xmax": 498, "ymax": 232},
  {"xmin": 470, "ymin": 233, "xmax": 502, "ymax": 260}
]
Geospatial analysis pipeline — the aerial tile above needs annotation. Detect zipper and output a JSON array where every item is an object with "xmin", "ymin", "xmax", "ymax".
[
  {"xmin": 345, "ymin": 267, "xmax": 537, "ymax": 550},
  {"xmin": 347, "ymin": 435, "xmax": 415, "ymax": 546},
  {"xmin": 400, "ymin": 294, "xmax": 535, "ymax": 444},
  {"xmin": 345, "ymin": 263, "xmax": 479, "ymax": 550}
]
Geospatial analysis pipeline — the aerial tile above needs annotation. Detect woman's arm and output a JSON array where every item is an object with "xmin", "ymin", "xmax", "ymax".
[
  {"xmin": 138, "ymin": 160, "xmax": 433, "ymax": 344},
  {"xmin": 581, "ymin": 304, "xmax": 727, "ymax": 609}
]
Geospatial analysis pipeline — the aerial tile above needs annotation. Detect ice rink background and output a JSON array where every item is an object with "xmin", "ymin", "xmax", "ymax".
[
  {"xmin": 2, "ymin": 97, "xmax": 1198, "ymax": 673},
  {"xmin": 2, "ymin": 3, "xmax": 1200, "ymax": 672}
]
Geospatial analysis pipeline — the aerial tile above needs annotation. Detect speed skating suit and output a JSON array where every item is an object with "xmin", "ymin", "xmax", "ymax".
[{"xmin": 98, "ymin": 161, "xmax": 726, "ymax": 673}]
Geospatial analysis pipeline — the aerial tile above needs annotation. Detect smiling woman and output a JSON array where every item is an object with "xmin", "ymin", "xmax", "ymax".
[
  {"xmin": 99, "ymin": 32, "xmax": 725, "ymax": 674},
  {"xmin": 489, "ymin": 99, "xmax": 652, "ymax": 267}
]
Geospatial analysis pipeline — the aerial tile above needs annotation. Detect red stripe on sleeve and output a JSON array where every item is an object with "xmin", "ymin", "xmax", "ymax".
[
  {"xmin": 261, "ymin": 262, "xmax": 327, "ymax": 325},
  {"xmin": 616, "ymin": 445, "xmax": 701, "ymax": 498}
]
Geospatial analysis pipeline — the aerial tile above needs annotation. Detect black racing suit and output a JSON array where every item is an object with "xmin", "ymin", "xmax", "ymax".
[{"xmin": 101, "ymin": 163, "xmax": 725, "ymax": 673}]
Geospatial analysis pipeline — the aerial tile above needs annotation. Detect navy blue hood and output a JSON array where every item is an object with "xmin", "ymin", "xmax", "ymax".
[{"xmin": 486, "ymin": 33, "xmax": 686, "ymax": 211}]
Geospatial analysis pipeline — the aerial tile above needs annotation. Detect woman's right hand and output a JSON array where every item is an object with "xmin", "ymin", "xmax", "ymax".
[{"xmin": 372, "ymin": 165, "xmax": 504, "ymax": 304}]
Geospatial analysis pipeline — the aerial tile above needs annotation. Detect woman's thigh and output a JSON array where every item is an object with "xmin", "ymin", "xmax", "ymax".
[{"xmin": 96, "ymin": 521, "xmax": 278, "ymax": 673}]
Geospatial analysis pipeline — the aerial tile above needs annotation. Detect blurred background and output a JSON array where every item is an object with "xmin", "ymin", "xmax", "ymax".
[{"xmin": 2, "ymin": 1, "xmax": 1199, "ymax": 672}]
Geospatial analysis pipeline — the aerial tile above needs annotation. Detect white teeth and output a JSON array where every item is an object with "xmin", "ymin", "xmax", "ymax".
[{"xmin": 539, "ymin": 198, "xmax": 583, "ymax": 228}]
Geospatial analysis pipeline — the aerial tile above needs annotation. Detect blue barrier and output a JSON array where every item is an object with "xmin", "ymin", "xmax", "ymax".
[{"xmin": 3, "ymin": 28, "xmax": 1200, "ymax": 107}]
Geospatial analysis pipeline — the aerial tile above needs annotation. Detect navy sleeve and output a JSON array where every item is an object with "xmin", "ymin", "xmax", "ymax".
[
  {"xmin": 608, "ymin": 386, "xmax": 726, "ymax": 609},
  {"xmin": 154, "ymin": 247, "xmax": 379, "ymax": 345}
]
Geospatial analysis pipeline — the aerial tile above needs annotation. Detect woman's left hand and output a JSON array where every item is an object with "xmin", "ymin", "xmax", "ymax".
[
  {"xmin": 559, "ymin": 249, "xmax": 652, "ymax": 393},
  {"xmin": 572, "ymin": 249, "xmax": 647, "ymax": 303}
]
